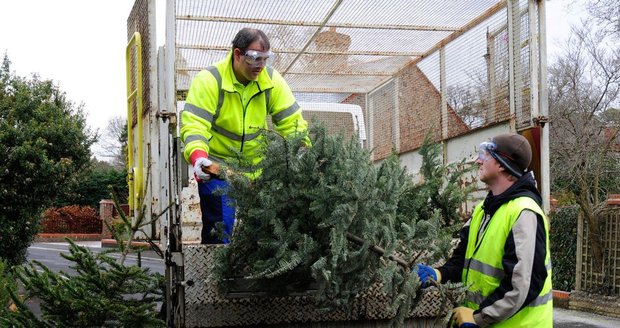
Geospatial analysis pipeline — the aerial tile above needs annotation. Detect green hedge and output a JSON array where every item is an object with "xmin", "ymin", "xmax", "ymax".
[{"xmin": 549, "ymin": 205, "xmax": 579, "ymax": 292}]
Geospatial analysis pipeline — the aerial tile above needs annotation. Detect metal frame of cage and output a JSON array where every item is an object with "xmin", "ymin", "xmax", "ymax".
[{"xmin": 125, "ymin": 0, "xmax": 551, "ymax": 326}]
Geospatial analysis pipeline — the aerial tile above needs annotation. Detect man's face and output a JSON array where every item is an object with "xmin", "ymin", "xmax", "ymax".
[
  {"xmin": 233, "ymin": 40, "xmax": 271, "ymax": 83},
  {"xmin": 476, "ymin": 150, "xmax": 503, "ymax": 184}
]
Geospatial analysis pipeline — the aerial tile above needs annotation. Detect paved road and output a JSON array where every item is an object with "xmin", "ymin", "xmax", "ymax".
[
  {"xmin": 26, "ymin": 242, "xmax": 620, "ymax": 327},
  {"xmin": 26, "ymin": 241, "xmax": 164, "ymax": 275},
  {"xmin": 23, "ymin": 241, "xmax": 165, "ymax": 318},
  {"xmin": 554, "ymin": 307, "xmax": 620, "ymax": 328}
]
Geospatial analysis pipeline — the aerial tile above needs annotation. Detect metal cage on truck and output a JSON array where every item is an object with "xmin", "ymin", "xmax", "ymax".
[{"xmin": 125, "ymin": 0, "xmax": 550, "ymax": 326}]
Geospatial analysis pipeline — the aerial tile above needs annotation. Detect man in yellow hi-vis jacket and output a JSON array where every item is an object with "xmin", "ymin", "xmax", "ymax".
[
  {"xmin": 416, "ymin": 133, "xmax": 552, "ymax": 327},
  {"xmin": 180, "ymin": 28, "xmax": 309, "ymax": 244}
]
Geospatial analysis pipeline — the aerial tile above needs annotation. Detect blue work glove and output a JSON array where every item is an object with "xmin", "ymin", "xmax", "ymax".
[
  {"xmin": 414, "ymin": 264, "xmax": 440, "ymax": 287},
  {"xmin": 452, "ymin": 306, "xmax": 479, "ymax": 328},
  {"xmin": 193, "ymin": 157, "xmax": 213, "ymax": 181},
  {"xmin": 460, "ymin": 324, "xmax": 479, "ymax": 328}
]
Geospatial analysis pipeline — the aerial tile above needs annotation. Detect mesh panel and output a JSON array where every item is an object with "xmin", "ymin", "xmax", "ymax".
[
  {"xmin": 400, "ymin": 53, "xmax": 444, "ymax": 151},
  {"xmin": 175, "ymin": 0, "xmax": 507, "ymax": 94},
  {"xmin": 127, "ymin": 0, "xmax": 151, "ymax": 120},
  {"xmin": 173, "ymin": 0, "xmax": 541, "ymax": 161},
  {"xmin": 488, "ymin": 18, "xmax": 512, "ymax": 126},
  {"xmin": 369, "ymin": 80, "xmax": 397, "ymax": 160},
  {"xmin": 515, "ymin": 0, "xmax": 534, "ymax": 129},
  {"xmin": 306, "ymin": 111, "xmax": 356, "ymax": 140},
  {"xmin": 443, "ymin": 6, "xmax": 511, "ymax": 133}
]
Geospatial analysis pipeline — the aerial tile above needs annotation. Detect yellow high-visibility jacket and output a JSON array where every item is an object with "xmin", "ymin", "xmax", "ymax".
[{"xmin": 181, "ymin": 51, "xmax": 308, "ymax": 166}]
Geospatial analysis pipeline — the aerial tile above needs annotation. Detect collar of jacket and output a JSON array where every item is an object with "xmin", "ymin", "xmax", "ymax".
[
  {"xmin": 218, "ymin": 51, "xmax": 275, "ymax": 93},
  {"xmin": 482, "ymin": 172, "xmax": 542, "ymax": 219}
]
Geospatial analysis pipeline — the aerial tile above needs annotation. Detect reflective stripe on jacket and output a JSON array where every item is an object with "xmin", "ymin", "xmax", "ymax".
[
  {"xmin": 463, "ymin": 197, "xmax": 553, "ymax": 327},
  {"xmin": 180, "ymin": 51, "xmax": 308, "ymax": 165}
]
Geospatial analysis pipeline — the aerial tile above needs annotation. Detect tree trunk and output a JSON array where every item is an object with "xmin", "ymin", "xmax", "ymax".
[{"xmin": 345, "ymin": 232, "xmax": 410, "ymax": 268}]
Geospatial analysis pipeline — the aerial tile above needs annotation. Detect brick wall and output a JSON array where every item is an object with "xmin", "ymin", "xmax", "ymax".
[{"xmin": 100, "ymin": 200, "xmax": 130, "ymax": 239}]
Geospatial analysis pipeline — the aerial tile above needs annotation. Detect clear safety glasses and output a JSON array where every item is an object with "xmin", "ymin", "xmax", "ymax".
[
  {"xmin": 477, "ymin": 140, "xmax": 523, "ymax": 177},
  {"xmin": 477, "ymin": 141, "xmax": 497, "ymax": 162},
  {"xmin": 242, "ymin": 49, "xmax": 274, "ymax": 68}
]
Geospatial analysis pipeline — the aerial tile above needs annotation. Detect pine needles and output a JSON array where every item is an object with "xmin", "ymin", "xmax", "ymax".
[{"xmin": 213, "ymin": 123, "xmax": 473, "ymax": 325}]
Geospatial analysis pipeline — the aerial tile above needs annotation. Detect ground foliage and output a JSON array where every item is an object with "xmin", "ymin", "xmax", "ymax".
[
  {"xmin": 1, "ymin": 187, "xmax": 165, "ymax": 327},
  {"xmin": 213, "ymin": 124, "xmax": 472, "ymax": 325},
  {"xmin": 0, "ymin": 259, "xmax": 17, "ymax": 314},
  {"xmin": 1, "ymin": 240, "xmax": 164, "ymax": 327}
]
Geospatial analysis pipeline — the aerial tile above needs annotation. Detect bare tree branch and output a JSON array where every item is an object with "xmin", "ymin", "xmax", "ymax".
[{"xmin": 549, "ymin": 19, "xmax": 620, "ymax": 274}]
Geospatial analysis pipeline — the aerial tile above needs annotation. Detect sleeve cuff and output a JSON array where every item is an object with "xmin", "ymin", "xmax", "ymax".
[
  {"xmin": 434, "ymin": 269, "xmax": 442, "ymax": 283},
  {"xmin": 189, "ymin": 150, "xmax": 208, "ymax": 166},
  {"xmin": 473, "ymin": 311, "xmax": 491, "ymax": 327},
  {"xmin": 437, "ymin": 267, "xmax": 447, "ymax": 282}
]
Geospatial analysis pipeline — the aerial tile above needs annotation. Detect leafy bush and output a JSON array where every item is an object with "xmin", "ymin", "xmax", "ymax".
[
  {"xmin": 0, "ymin": 214, "xmax": 39, "ymax": 267},
  {"xmin": 40, "ymin": 205, "xmax": 101, "ymax": 234},
  {"xmin": 0, "ymin": 55, "xmax": 95, "ymax": 265},
  {"xmin": 55, "ymin": 165, "xmax": 128, "ymax": 210},
  {"xmin": 549, "ymin": 205, "xmax": 579, "ymax": 292}
]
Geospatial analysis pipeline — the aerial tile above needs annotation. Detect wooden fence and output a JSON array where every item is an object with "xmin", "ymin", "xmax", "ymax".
[{"xmin": 576, "ymin": 197, "xmax": 620, "ymax": 295}]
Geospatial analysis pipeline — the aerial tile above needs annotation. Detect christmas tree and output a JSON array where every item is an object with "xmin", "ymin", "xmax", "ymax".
[
  {"xmin": 2, "ymin": 187, "xmax": 165, "ymax": 327},
  {"xmin": 213, "ymin": 123, "xmax": 472, "ymax": 324}
]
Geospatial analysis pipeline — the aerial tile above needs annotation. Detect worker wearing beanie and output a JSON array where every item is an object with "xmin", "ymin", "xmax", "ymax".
[{"xmin": 415, "ymin": 133, "xmax": 552, "ymax": 327}]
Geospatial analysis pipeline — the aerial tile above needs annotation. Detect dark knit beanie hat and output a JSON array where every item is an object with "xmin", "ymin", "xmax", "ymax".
[{"xmin": 491, "ymin": 133, "xmax": 532, "ymax": 177}]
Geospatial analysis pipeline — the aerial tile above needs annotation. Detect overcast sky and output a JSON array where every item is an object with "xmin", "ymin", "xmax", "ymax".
[{"xmin": 0, "ymin": 0, "xmax": 585, "ymax": 156}]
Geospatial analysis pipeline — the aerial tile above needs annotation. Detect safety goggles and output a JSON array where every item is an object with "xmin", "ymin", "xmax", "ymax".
[
  {"xmin": 242, "ymin": 49, "xmax": 274, "ymax": 68},
  {"xmin": 477, "ymin": 140, "xmax": 523, "ymax": 177},
  {"xmin": 477, "ymin": 141, "xmax": 496, "ymax": 162}
]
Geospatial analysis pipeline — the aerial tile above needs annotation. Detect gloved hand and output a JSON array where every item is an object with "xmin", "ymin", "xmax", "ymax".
[
  {"xmin": 193, "ymin": 157, "xmax": 213, "ymax": 181},
  {"xmin": 452, "ymin": 307, "xmax": 479, "ymax": 328},
  {"xmin": 414, "ymin": 264, "xmax": 440, "ymax": 287}
]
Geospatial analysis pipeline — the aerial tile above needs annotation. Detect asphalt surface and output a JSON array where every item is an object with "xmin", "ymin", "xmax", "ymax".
[
  {"xmin": 554, "ymin": 307, "xmax": 620, "ymax": 328},
  {"xmin": 25, "ymin": 242, "xmax": 620, "ymax": 327},
  {"xmin": 26, "ymin": 241, "xmax": 164, "ymax": 275}
]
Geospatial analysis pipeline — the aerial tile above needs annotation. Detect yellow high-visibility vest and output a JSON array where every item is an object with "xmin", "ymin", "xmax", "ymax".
[{"xmin": 462, "ymin": 197, "xmax": 553, "ymax": 327}]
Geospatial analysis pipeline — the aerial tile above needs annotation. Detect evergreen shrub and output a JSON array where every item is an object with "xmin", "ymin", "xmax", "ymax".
[{"xmin": 549, "ymin": 205, "xmax": 578, "ymax": 292}]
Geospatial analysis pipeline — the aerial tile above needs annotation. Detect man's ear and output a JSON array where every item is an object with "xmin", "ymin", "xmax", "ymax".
[
  {"xmin": 497, "ymin": 164, "xmax": 510, "ymax": 176},
  {"xmin": 233, "ymin": 48, "xmax": 242, "ymax": 61},
  {"xmin": 499, "ymin": 167, "xmax": 517, "ymax": 181}
]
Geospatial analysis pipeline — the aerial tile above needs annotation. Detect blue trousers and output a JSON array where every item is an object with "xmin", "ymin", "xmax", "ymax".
[{"xmin": 197, "ymin": 178, "xmax": 235, "ymax": 244}]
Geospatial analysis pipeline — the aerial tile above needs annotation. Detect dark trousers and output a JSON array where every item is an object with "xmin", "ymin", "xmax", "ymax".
[{"xmin": 197, "ymin": 178, "xmax": 235, "ymax": 244}]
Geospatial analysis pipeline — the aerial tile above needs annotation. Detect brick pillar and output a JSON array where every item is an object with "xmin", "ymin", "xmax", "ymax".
[
  {"xmin": 120, "ymin": 204, "xmax": 130, "ymax": 216},
  {"xmin": 100, "ymin": 199, "xmax": 115, "ymax": 239}
]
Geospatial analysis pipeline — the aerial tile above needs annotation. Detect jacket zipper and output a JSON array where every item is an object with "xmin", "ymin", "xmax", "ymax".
[{"xmin": 238, "ymin": 91, "xmax": 263, "ymax": 153}]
